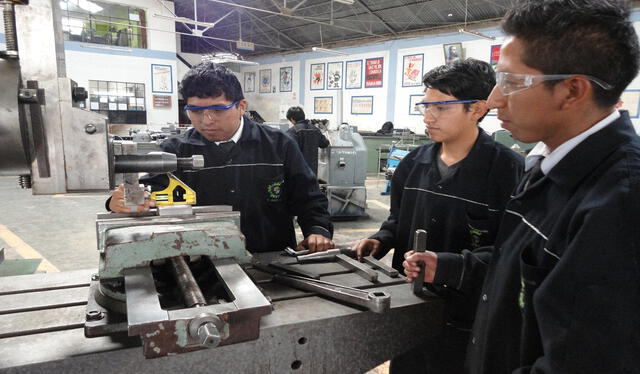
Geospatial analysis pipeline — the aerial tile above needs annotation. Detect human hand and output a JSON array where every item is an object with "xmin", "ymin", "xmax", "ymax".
[
  {"xmin": 403, "ymin": 250, "xmax": 438, "ymax": 283},
  {"xmin": 296, "ymin": 234, "xmax": 335, "ymax": 253},
  {"xmin": 351, "ymin": 238, "xmax": 382, "ymax": 261},
  {"xmin": 108, "ymin": 184, "xmax": 156, "ymax": 213}
]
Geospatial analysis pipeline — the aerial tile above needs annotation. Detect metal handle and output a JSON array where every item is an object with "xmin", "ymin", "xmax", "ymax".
[{"xmin": 411, "ymin": 229, "xmax": 427, "ymax": 294}]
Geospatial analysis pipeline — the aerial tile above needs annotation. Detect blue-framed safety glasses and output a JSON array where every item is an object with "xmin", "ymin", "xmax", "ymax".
[{"xmin": 414, "ymin": 99, "xmax": 479, "ymax": 116}]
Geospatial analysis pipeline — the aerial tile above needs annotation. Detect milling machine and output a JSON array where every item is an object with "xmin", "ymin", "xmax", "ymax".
[{"xmin": 0, "ymin": 0, "xmax": 445, "ymax": 371}]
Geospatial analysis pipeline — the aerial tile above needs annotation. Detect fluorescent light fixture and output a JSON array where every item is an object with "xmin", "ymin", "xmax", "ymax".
[
  {"xmin": 458, "ymin": 28, "xmax": 495, "ymax": 41},
  {"xmin": 201, "ymin": 52, "xmax": 259, "ymax": 66},
  {"xmin": 311, "ymin": 46, "xmax": 348, "ymax": 55},
  {"xmin": 334, "ymin": 0, "xmax": 355, "ymax": 4}
]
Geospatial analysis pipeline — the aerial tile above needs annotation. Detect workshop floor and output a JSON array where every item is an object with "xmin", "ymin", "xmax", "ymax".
[{"xmin": 0, "ymin": 174, "xmax": 396, "ymax": 373}]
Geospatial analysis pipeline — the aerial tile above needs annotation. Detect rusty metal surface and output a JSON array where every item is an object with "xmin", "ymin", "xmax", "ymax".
[{"xmin": 0, "ymin": 252, "xmax": 446, "ymax": 373}]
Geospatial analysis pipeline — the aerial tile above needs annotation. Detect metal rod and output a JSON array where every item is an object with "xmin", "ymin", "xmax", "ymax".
[
  {"xmin": 170, "ymin": 256, "xmax": 206, "ymax": 308},
  {"xmin": 411, "ymin": 229, "xmax": 427, "ymax": 294},
  {"xmin": 2, "ymin": 2, "xmax": 18, "ymax": 57}
]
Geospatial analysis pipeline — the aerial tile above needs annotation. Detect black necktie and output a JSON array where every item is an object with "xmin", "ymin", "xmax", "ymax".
[{"xmin": 524, "ymin": 156, "xmax": 545, "ymax": 190}]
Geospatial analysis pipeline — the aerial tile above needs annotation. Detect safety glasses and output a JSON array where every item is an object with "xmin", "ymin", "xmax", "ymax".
[
  {"xmin": 184, "ymin": 101, "xmax": 239, "ymax": 120},
  {"xmin": 414, "ymin": 99, "xmax": 479, "ymax": 118},
  {"xmin": 495, "ymin": 72, "xmax": 613, "ymax": 96}
]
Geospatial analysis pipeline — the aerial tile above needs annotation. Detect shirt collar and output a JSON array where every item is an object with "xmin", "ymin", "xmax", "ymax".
[
  {"xmin": 525, "ymin": 110, "xmax": 620, "ymax": 173},
  {"xmin": 215, "ymin": 116, "xmax": 244, "ymax": 145}
]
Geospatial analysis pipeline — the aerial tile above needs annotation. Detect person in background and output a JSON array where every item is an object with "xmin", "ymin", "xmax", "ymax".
[
  {"xmin": 108, "ymin": 62, "xmax": 334, "ymax": 253},
  {"xmin": 403, "ymin": 0, "xmax": 640, "ymax": 372},
  {"xmin": 285, "ymin": 106, "xmax": 330, "ymax": 176},
  {"xmin": 376, "ymin": 121, "xmax": 394, "ymax": 135},
  {"xmin": 354, "ymin": 58, "xmax": 524, "ymax": 373}
]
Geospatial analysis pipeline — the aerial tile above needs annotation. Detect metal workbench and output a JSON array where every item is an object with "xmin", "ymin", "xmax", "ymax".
[{"xmin": 0, "ymin": 252, "xmax": 445, "ymax": 373}]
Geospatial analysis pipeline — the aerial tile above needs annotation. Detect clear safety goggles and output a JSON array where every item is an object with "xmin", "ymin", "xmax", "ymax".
[
  {"xmin": 495, "ymin": 72, "xmax": 613, "ymax": 96},
  {"xmin": 414, "ymin": 99, "xmax": 479, "ymax": 118}
]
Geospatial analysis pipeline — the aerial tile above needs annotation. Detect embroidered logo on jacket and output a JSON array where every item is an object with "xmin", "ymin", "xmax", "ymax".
[{"xmin": 267, "ymin": 180, "xmax": 284, "ymax": 202}]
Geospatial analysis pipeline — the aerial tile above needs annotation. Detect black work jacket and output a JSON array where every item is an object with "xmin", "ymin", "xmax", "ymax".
[
  {"xmin": 370, "ymin": 129, "xmax": 523, "ymax": 326},
  {"xmin": 151, "ymin": 119, "xmax": 333, "ymax": 252},
  {"xmin": 461, "ymin": 112, "xmax": 640, "ymax": 373},
  {"xmin": 285, "ymin": 120, "xmax": 329, "ymax": 175}
]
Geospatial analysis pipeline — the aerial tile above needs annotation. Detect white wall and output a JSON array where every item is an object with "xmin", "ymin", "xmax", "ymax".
[
  {"xmin": 241, "ymin": 61, "xmax": 301, "ymax": 123},
  {"xmin": 63, "ymin": 0, "xmax": 179, "ymax": 129}
]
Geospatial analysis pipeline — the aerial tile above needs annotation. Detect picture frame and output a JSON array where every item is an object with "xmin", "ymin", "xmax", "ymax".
[
  {"xmin": 443, "ymin": 43, "xmax": 463, "ymax": 64},
  {"xmin": 409, "ymin": 94, "xmax": 424, "ymax": 116},
  {"xmin": 259, "ymin": 69, "xmax": 271, "ymax": 93},
  {"xmin": 327, "ymin": 61, "xmax": 343, "ymax": 90},
  {"xmin": 365, "ymin": 57, "xmax": 383, "ymax": 88},
  {"xmin": 314, "ymin": 96, "xmax": 333, "ymax": 114},
  {"xmin": 345, "ymin": 60, "xmax": 362, "ymax": 89},
  {"xmin": 279, "ymin": 66, "xmax": 292, "ymax": 92},
  {"xmin": 244, "ymin": 72, "xmax": 255, "ymax": 92},
  {"xmin": 351, "ymin": 95, "xmax": 374, "ymax": 115},
  {"xmin": 151, "ymin": 64, "xmax": 172, "ymax": 93},
  {"xmin": 402, "ymin": 54, "xmax": 424, "ymax": 87},
  {"xmin": 310, "ymin": 63, "xmax": 325, "ymax": 90}
]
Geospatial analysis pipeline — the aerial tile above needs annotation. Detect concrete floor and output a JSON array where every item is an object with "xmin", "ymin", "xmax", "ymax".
[
  {"xmin": 0, "ymin": 175, "xmax": 393, "ymax": 271},
  {"xmin": 0, "ymin": 174, "xmax": 396, "ymax": 373}
]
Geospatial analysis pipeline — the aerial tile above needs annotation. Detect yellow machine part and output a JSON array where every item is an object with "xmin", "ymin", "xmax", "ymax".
[{"xmin": 151, "ymin": 174, "xmax": 196, "ymax": 206}]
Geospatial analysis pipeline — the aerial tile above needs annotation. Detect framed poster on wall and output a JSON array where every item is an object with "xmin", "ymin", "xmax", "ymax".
[
  {"xmin": 351, "ymin": 96, "xmax": 373, "ymax": 115},
  {"xmin": 310, "ymin": 63, "xmax": 325, "ymax": 90},
  {"xmin": 244, "ymin": 72, "xmax": 255, "ymax": 92},
  {"xmin": 345, "ymin": 60, "xmax": 362, "ymax": 89},
  {"xmin": 409, "ymin": 94, "xmax": 423, "ymax": 115},
  {"xmin": 151, "ymin": 64, "xmax": 172, "ymax": 93},
  {"xmin": 279, "ymin": 66, "xmax": 292, "ymax": 92},
  {"xmin": 365, "ymin": 57, "xmax": 383, "ymax": 88},
  {"xmin": 327, "ymin": 61, "xmax": 343, "ymax": 90},
  {"xmin": 314, "ymin": 96, "xmax": 333, "ymax": 114},
  {"xmin": 490, "ymin": 45, "xmax": 502, "ymax": 70},
  {"xmin": 402, "ymin": 54, "xmax": 424, "ymax": 87},
  {"xmin": 443, "ymin": 43, "xmax": 463, "ymax": 64},
  {"xmin": 259, "ymin": 69, "xmax": 271, "ymax": 93}
]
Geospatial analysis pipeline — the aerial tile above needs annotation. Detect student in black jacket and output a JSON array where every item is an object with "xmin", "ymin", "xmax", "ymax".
[
  {"xmin": 108, "ymin": 63, "xmax": 334, "ymax": 253},
  {"xmin": 285, "ymin": 106, "xmax": 329, "ymax": 176},
  {"xmin": 403, "ymin": 0, "xmax": 640, "ymax": 372},
  {"xmin": 353, "ymin": 59, "xmax": 524, "ymax": 374}
]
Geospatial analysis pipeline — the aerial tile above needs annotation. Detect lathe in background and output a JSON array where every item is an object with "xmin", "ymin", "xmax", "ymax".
[{"xmin": 317, "ymin": 121, "xmax": 368, "ymax": 220}]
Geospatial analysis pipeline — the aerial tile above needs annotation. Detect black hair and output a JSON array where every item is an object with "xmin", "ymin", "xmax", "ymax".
[
  {"xmin": 286, "ymin": 106, "xmax": 306, "ymax": 122},
  {"xmin": 180, "ymin": 62, "xmax": 244, "ymax": 102},
  {"xmin": 422, "ymin": 58, "xmax": 496, "ymax": 122},
  {"xmin": 502, "ymin": 0, "xmax": 639, "ymax": 107}
]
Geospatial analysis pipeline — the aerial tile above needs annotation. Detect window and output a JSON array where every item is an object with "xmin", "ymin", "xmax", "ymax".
[
  {"xmin": 88, "ymin": 80, "xmax": 146, "ymax": 124},
  {"xmin": 60, "ymin": 0, "xmax": 147, "ymax": 49}
]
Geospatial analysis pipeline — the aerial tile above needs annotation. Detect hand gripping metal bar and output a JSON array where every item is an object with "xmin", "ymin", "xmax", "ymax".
[
  {"xmin": 272, "ymin": 273, "xmax": 390, "ymax": 313},
  {"xmin": 411, "ymin": 229, "xmax": 427, "ymax": 295}
]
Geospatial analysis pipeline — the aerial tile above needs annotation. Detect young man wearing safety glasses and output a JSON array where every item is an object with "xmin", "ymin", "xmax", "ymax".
[
  {"xmin": 108, "ymin": 62, "xmax": 334, "ymax": 253},
  {"xmin": 403, "ymin": 0, "xmax": 640, "ymax": 372},
  {"xmin": 353, "ymin": 58, "xmax": 523, "ymax": 374}
]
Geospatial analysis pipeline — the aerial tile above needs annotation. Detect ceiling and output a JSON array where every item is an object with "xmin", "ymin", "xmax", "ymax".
[{"xmin": 171, "ymin": 0, "xmax": 516, "ymax": 58}]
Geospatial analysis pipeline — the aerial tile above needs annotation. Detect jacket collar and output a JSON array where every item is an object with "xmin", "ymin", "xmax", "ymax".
[{"xmin": 547, "ymin": 110, "xmax": 636, "ymax": 190}]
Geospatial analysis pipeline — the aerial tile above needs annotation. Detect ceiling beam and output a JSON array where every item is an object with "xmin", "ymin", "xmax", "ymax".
[
  {"xmin": 242, "ymin": 9, "xmax": 305, "ymax": 48},
  {"xmin": 352, "ymin": 0, "xmax": 398, "ymax": 36},
  {"xmin": 204, "ymin": 0, "xmax": 385, "ymax": 38}
]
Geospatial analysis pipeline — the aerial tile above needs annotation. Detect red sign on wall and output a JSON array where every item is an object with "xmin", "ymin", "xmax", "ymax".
[
  {"xmin": 365, "ymin": 57, "xmax": 384, "ymax": 88},
  {"xmin": 490, "ymin": 45, "xmax": 501, "ymax": 69}
]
